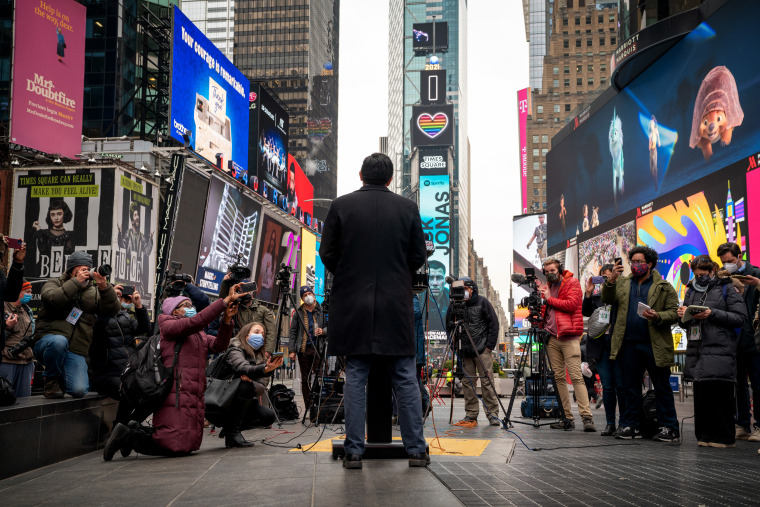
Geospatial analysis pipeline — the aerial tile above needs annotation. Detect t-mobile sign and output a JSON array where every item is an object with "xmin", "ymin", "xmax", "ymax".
[{"xmin": 517, "ymin": 88, "xmax": 531, "ymax": 214}]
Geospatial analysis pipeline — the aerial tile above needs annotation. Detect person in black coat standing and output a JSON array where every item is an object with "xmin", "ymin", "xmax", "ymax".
[{"xmin": 320, "ymin": 153, "xmax": 428, "ymax": 469}]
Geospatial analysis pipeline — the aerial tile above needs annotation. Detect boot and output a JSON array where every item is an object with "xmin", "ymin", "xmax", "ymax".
[
  {"xmin": 224, "ymin": 392, "xmax": 254, "ymax": 448},
  {"xmin": 225, "ymin": 431, "xmax": 254, "ymax": 448},
  {"xmin": 44, "ymin": 376, "xmax": 64, "ymax": 399}
]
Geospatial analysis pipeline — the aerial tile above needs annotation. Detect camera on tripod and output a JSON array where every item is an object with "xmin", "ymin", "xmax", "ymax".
[
  {"xmin": 165, "ymin": 261, "xmax": 193, "ymax": 297},
  {"xmin": 228, "ymin": 255, "xmax": 252, "ymax": 284},
  {"xmin": 513, "ymin": 268, "xmax": 544, "ymax": 325},
  {"xmin": 276, "ymin": 264, "xmax": 292, "ymax": 288}
]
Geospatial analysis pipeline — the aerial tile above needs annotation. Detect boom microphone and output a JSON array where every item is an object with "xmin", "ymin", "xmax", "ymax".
[
  {"xmin": 511, "ymin": 273, "xmax": 528, "ymax": 285},
  {"xmin": 445, "ymin": 275, "xmax": 456, "ymax": 285}
]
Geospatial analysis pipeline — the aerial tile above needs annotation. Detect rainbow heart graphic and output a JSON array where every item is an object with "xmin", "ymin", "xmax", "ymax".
[{"xmin": 417, "ymin": 112, "xmax": 449, "ymax": 139}]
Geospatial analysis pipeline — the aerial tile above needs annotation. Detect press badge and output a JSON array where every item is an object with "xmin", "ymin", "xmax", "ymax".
[
  {"xmin": 66, "ymin": 307, "xmax": 83, "ymax": 325},
  {"xmin": 599, "ymin": 306, "xmax": 611, "ymax": 324},
  {"xmin": 688, "ymin": 323, "xmax": 701, "ymax": 341}
]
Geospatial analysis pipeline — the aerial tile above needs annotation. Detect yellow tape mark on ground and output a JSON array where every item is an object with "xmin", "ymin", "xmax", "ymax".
[{"xmin": 291, "ymin": 437, "xmax": 491, "ymax": 456}]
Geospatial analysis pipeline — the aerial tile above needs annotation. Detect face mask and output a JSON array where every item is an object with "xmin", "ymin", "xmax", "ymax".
[
  {"xmin": 121, "ymin": 302, "xmax": 135, "ymax": 311},
  {"xmin": 247, "ymin": 333, "xmax": 265, "ymax": 350},
  {"xmin": 694, "ymin": 274, "xmax": 711, "ymax": 286},
  {"xmin": 723, "ymin": 262, "xmax": 738, "ymax": 274},
  {"xmin": 464, "ymin": 290, "xmax": 471, "ymax": 300},
  {"xmin": 631, "ymin": 263, "xmax": 649, "ymax": 277},
  {"xmin": 303, "ymin": 295, "xmax": 315, "ymax": 305},
  {"xmin": 546, "ymin": 272, "xmax": 559, "ymax": 284},
  {"xmin": 20, "ymin": 294, "xmax": 32, "ymax": 304},
  {"xmin": 183, "ymin": 307, "xmax": 197, "ymax": 318}
]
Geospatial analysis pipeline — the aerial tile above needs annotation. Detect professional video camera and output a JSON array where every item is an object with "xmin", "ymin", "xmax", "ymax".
[
  {"xmin": 228, "ymin": 254, "xmax": 252, "ymax": 283},
  {"xmin": 276, "ymin": 264, "xmax": 292, "ymax": 288},
  {"xmin": 165, "ymin": 261, "xmax": 193, "ymax": 297},
  {"xmin": 511, "ymin": 267, "xmax": 544, "ymax": 326}
]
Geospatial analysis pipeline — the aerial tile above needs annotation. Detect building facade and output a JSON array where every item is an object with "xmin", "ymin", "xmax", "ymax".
[
  {"xmin": 178, "ymin": 0, "xmax": 235, "ymax": 60},
  {"xmin": 234, "ymin": 0, "xmax": 339, "ymax": 221}
]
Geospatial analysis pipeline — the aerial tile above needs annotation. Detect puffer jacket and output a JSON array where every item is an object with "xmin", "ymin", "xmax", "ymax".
[
  {"xmin": 152, "ymin": 299, "xmax": 232, "ymax": 453},
  {"xmin": 288, "ymin": 303, "xmax": 327, "ymax": 353},
  {"xmin": 2, "ymin": 301, "xmax": 35, "ymax": 364},
  {"xmin": 581, "ymin": 292, "xmax": 618, "ymax": 361},
  {"xmin": 216, "ymin": 337, "xmax": 268, "ymax": 381},
  {"xmin": 734, "ymin": 261, "xmax": 760, "ymax": 354},
  {"xmin": 89, "ymin": 307, "xmax": 151, "ymax": 397},
  {"xmin": 601, "ymin": 269, "xmax": 679, "ymax": 367},
  {"xmin": 445, "ymin": 293, "xmax": 499, "ymax": 357},
  {"xmin": 34, "ymin": 275, "xmax": 121, "ymax": 356},
  {"xmin": 680, "ymin": 278, "xmax": 747, "ymax": 382},
  {"xmin": 541, "ymin": 270, "xmax": 584, "ymax": 338}
]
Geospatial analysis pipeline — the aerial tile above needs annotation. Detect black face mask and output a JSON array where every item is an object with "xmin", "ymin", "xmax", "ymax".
[
  {"xmin": 546, "ymin": 272, "xmax": 559, "ymax": 284},
  {"xmin": 694, "ymin": 274, "xmax": 711, "ymax": 286}
]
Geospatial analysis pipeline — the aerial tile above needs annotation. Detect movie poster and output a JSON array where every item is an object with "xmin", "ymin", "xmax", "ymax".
[
  {"xmin": 254, "ymin": 214, "xmax": 299, "ymax": 304},
  {"xmin": 11, "ymin": 167, "xmax": 115, "ymax": 279},
  {"xmin": 196, "ymin": 176, "xmax": 262, "ymax": 295},
  {"xmin": 112, "ymin": 170, "xmax": 159, "ymax": 315}
]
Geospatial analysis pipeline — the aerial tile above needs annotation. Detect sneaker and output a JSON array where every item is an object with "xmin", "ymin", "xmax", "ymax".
[
  {"xmin": 103, "ymin": 423, "xmax": 131, "ymax": 461},
  {"xmin": 736, "ymin": 425, "xmax": 752, "ymax": 440},
  {"xmin": 489, "ymin": 416, "xmax": 502, "ymax": 427},
  {"xmin": 550, "ymin": 419, "xmax": 575, "ymax": 431},
  {"xmin": 408, "ymin": 452, "xmax": 430, "ymax": 467},
  {"xmin": 653, "ymin": 427, "xmax": 678, "ymax": 442},
  {"xmin": 343, "ymin": 454, "xmax": 362, "ymax": 469},
  {"xmin": 582, "ymin": 417, "xmax": 596, "ymax": 432},
  {"xmin": 43, "ymin": 377, "xmax": 64, "ymax": 399},
  {"xmin": 595, "ymin": 398, "xmax": 604, "ymax": 409},
  {"xmin": 454, "ymin": 416, "xmax": 478, "ymax": 427},
  {"xmin": 749, "ymin": 427, "xmax": 760, "ymax": 442},
  {"xmin": 615, "ymin": 426, "xmax": 641, "ymax": 439}
]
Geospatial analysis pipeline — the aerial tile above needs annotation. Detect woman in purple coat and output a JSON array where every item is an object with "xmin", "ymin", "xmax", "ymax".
[{"xmin": 104, "ymin": 284, "xmax": 247, "ymax": 460}]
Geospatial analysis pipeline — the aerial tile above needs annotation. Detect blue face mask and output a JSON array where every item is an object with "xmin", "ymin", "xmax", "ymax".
[
  {"xmin": 121, "ymin": 302, "xmax": 135, "ymax": 311},
  {"xmin": 20, "ymin": 294, "xmax": 32, "ymax": 304},
  {"xmin": 183, "ymin": 307, "xmax": 197, "ymax": 318},
  {"xmin": 247, "ymin": 333, "xmax": 264, "ymax": 350}
]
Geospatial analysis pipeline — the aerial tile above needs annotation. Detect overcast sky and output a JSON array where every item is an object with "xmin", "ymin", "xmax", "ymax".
[{"xmin": 336, "ymin": 1, "xmax": 529, "ymax": 304}]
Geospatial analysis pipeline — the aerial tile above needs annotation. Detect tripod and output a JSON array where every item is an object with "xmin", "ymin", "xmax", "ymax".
[{"xmin": 503, "ymin": 325, "xmax": 566, "ymax": 428}]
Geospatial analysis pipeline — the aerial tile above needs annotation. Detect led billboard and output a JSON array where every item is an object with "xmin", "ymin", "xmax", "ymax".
[
  {"xmin": 170, "ymin": 6, "xmax": 249, "ymax": 174},
  {"xmin": 420, "ymin": 173, "xmax": 450, "ymax": 333},
  {"xmin": 300, "ymin": 229, "xmax": 317, "ymax": 290},
  {"xmin": 747, "ymin": 152, "xmax": 760, "ymax": 266},
  {"xmin": 10, "ymin": 0, "xmax": 85, "ymax": 159},
  {"xmin": 412, "ymin": 22, "xmax": 449, "ymax": 53},
  {"xmin": 254, "ymin": 214, "xmax": 299, "ymax": 303},
  {"xmin": 577, "ymin": 221, "xmax": 635, "ymax": 290},
  {"xmin": 517, "ymin": 88, "xmax": 530, "ymax": 214},
  {"xmin": 512, "ymin": 213, "xmax": 548, "ymax": 329},
  {"xmin": 547, "ymin": 0, "xmax": 760, "ymax": 253},
  {"xmin": 411, "ymin": 104, "xmax": 455, "ymax": 148},
  {"xmin": 287, "ymin": 154, "xmax": 314, "ymax": 227}
]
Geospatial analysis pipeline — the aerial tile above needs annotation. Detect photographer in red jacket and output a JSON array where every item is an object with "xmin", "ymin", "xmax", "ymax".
[{"xmin": 540, "ymin": 258, "xmax": 595, "ymax": 432}]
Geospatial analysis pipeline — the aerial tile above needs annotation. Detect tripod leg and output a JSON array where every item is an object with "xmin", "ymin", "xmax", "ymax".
[{"xmin": 459, "ymin": 324, "xmax": 511, "ymax": 423}]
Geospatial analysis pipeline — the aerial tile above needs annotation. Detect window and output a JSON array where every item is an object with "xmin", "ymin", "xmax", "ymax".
[
  {"xmin": 533, "ymin": 149, "xmax": 539, "ymax": 157},
  {"xmin": 533, "ymin": 201, "xmax": 540, "ymax": 210},
  {"xmin": 541, "ymin": 135, "xmax": 548, "ymax": 143},
  {"xmin": 600, "ymin": 63, "xmax": 607, "ymax": 72},
  {"xmin": 542, "ymin": 161, "xmax": 547, "ymax": 170},
  {"xmin": 532, "ymin": 135, "xmax": 539, "ymax": 143},
  {"xmin": 598, "ymin": 15, "xmax": 604, "ymax": 24},
  {"xmin": 565, "ymin": 104, "xmax": 571, "ymax": 112},
  {"xmin": 537, "ymin": 105, "xmax": 543, "ymax": 113},
  {"xmin": 554, "ymin": 104, "xmax": 560, "ymax": 113},
  {"xmin": 553, "ymin": 79, "xmax": 559, "ymax": 88},
  {"xmin": 575, "ymin": 17, "xmax": 580, "ymax": 25},
  {"xmin": 533, "ymin": 162, "xmax": 539, "ymax": 171},
  {"xmin": 541, "ymin": 148, "xmax": 548, "ymax": 156},
  {"xmin": 543, "ymin": 189, "xmax": 547, "ymax": 196},
  {"xmin": 601, "ymin": 77, "xmax": 607, "ymax": 86},
  {"xmin": 563, "ymin": 18, "xmax": 568, "ymax": 26},
  {"xmin": 553, "ymin": 66, "xmax": 559, "ymax": 75},
  {"xmin": 542, "ymin": 202, "xmax": 547, "ymax": 210},
  {"xmin": 576, "ymin": 64, "xmax": 582, "ymax": 73},
  {"xmin": 588, "ymin": 65, "xmax": 593, "ymax": 72},
  {"xmin": 587, "ymin": 39, "xmax": 593, "ymax": 47},
  {"xmin": 586, "ymin": 16, "xmax": 591, "ymax": 24},
  {"xmin": 533, "ymin": 176, "xmax": 539, "ymax": 184},
  {"xmin": 575, "ymin": 39, "xmax": 581, "ymax": 47},
  {"xmin": 577, "ymin": 78, "xmax": 582, "ymax": 86},
  {"xmin": 609, "ymin": 14, "xmax": 615, "ymax": 22},
  {"xmin": 563, "ymin": 40, "xmax": 569, "ymax": 49},
  {"xmin": 600, "ymin": 38, "xmax": 606, "ymax": 46},
  {"xmin": 534, "ymin": 188, "xmax": 540, "ymax": 196},
  {"xmin": 542, "ymin": 174, "xmax": 546, "ymax": 183},
  {"xmin": 588, "ymin": 78, "xmax": 594, "ymax": 86},
  {"xmin": 564, "ymin": 79, "xmax": 570, "ymax": 87},
  {"xmin": 564, "ymin": 65, "xmax": 570, "ymax": 74},
  {"xmin": 611, "ymin": 37, "xmax": 616, "ymax": 45}
]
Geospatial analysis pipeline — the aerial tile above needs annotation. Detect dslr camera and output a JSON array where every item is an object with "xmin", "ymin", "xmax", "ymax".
[{"xmin": 165, "ymin": 261, "xmax": 193, "ymax": 297}]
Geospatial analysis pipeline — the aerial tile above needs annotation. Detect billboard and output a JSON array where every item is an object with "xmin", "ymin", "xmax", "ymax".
[
  {"xmin": 512, "ymin": 214, "xmax": 548, "ymax": 329},
  {"xmin": 518, "ymin": 88, "xmax": 530, "ymax": 214},
  {"xmin": 747, "ymin": 153, "xmax": 760, "ymax": 266},
  {"xmin": 577, "ymin": 221, "xmax": 635, "ymax": 290},
  {"xmin": 170, "ymin": 6, "xmax": 249, "ymax": 174},
  {"xmin": 411, "ymin": 105, "xmax": 455, "ymax": 148},
  {"xmin": 287, "ymin": 155, "xmax": 314, "ymax": 226},
  {"xmin": 10, "ymin": 0, "xmax": 85, "ymax": 159},
  {"xmin": 419, "ymin": 148, "xmax": 449, "ymax": 177},
  {"xmin": 300, "ymin": 229, "xmax": 317, "ymax": 291},
  {"xmin": 196, "ymin": 176, "xmax": 261, "ymax": 295},
  {"xmin": 420, "ymin": 173, "xmax": 450, "ymax": 333},
  {"xmin": 314, "ymin": 238, "xmax": 326, "ymax": 304},
  {"xmin": 412, "ymin": 22, "xmax": 449, "ymax": 53},
  {"xmin": 11, "ymin": 167, "xmax": 115, "ymax": 279},
  {"xmin": 421, "ymin": 69, "xmax": 446, "ymax": 105},
  {"xmin": 254, "ymin": 214, "xmax": 300, "ymax": 303},
  {"xmin": 166, "ymin": 168, "xmax": 209, "ymax": 279},
  {"xmin": 636, "ymin": 159, "xmax": 748, "ymax": 300},
  {"xmin": 112, "ymin": 171, "xmax": 159, "ymax": 316},
  {"xmin": 547, "ymin": 0, "xmax": 760, "ymax": 253}
]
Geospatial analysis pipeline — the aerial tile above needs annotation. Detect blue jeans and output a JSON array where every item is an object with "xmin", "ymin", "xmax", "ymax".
[
  {"xmin": 344, "ymin": 355, "xmax": 426, "ymax": 456},
  {"xmin": 736, "ymin": 350, "xmax": 760, "ymax": 430},
  {"xmin": 0, "ymin": 362, "xmax": 34, "ymax": 398},
  {"xmin": 595, "ymin": 336, "xmax": 626, "ymax": 426},
  {"xmin": 33, "ymin": 334, "xmax": 89, "ymax": 398},
  {"xmin": 617, "ymin": 340, "xmax": 677, "ymax": 431}
]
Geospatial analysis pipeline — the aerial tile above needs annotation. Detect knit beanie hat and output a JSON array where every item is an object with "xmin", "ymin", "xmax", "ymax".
[
  {"xmin": 300, "ymin": 285, "xmax": 312, "ymax": 298},
  {"xmin": 162, "ymin": 296, "xmax": 190, "ymax": 316},
  {"xmin": 66, "ymin": 251, "xmax": 93, "ymax": 273},
  {"xmin": 21, "ymin": 280, "xmax": 32, "ymax": 292}
]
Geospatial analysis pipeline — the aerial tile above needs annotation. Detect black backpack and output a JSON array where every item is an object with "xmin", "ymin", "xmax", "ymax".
[
  {"xmin": 640, "ymin": 389, "xmax": 659, "ymax": 438},
  {"xmin": 269, "ymin": 384, "xmax": 299, "ymax": 420},
  {"xmin": 120, "ymin": 335, "xmax": 184, "ymax": 414}
]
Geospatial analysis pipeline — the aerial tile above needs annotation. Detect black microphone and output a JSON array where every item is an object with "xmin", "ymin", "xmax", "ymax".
[
  {"xmin": 511, "ymin": 273, "xmax": 528, "ymax": 285},
  {"xmin": 425, "ymin": 240, "xmax": 435, "ymax": 258},
  {"xmin": 445, "ymin": 275, "xmax": 456, "ymax": 285}
]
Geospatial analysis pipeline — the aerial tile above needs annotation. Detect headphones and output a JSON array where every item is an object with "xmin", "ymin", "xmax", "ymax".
[{"xmin": 542, "ymin": 259, "xmax": 564, "ymax": 275}]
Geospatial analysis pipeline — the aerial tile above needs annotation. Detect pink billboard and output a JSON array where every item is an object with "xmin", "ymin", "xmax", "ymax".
[
  {"xmin": 747, "ymin": 156, "xmax": 760, "ymax": 266},
  {"xmin": 518, "ymin": 87, "xmax": 530, "ymax": 214},
  {"xmin": 10, "ymin": 0, "xmax": 86, "ymax": 159}
]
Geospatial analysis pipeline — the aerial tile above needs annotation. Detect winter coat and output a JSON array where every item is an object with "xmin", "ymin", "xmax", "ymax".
[
  {"xmin": 2, "ymin": 301, "xmax": 35, "ymax": 364},
  {"xmin": 320, "ymin": 184, "xmax": 427, "ymax": 356},
  {"xmin": 680, "ymin": 279, "xmax": 747, "ymax": 382},
  {"xmin": 89, "ymin": 307, "xmax": 151, "ymax": 397},
  {"xmin": 445, "ymin": 293, "xmax": 499, "ymax": 357},
  {"xmin": 540, "ymin": 270, "xmax": 584, "ymax": 338},
  {"xmin": 0, "ymin": 262, "xmax": 24, "ymax": 353},
  {"xmin": 734, "ymin": 261, "xmax": 760, "ymax": 354},
  {"xmin": 214, "ymin": 279, "xmax": 277, "ymax": 350},
  {"xmin": 414, "ymin": 295, "xmax": 425, "ymax": 365},
  {"xmin": 601, "ymin": 270, "xmax": 679, "ymax": 368},
  {"xmin": 34, "ymin": 275, "xmax": 121, "ymax": 356},
  {"xmin": 217, "ymin": 337, "xmax": 268, "ymax": 381},
  {"xmin": 288, "ymin": 303, "xmax": 327, "ymax": 353},
  {"xmin": 152, "ymin": 299, "xmax": 232, "ymax": 453},
  {"xmin": 581, "ymin": 293, "xmax": 618, "ymax": 361}
]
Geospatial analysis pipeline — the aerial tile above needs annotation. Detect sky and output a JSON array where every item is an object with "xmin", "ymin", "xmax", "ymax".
[{"xmin": 336, "ymin": 1, "xmax": 529, "ymax": 305}]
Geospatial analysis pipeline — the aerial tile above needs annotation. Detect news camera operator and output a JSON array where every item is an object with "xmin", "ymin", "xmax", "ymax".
[
  {"xmin": 164, "ymin": 272, "xmax": 210, "ymax": 312},
  {"xmin": 539, "ymin": 258, "xmax": 596, "ymax": 432},
  {"xmin": 445, "ymin": 276, "xmax": 501, "ymax": 427},
  {"xmin": 33, "ymin": 251, "xmax": 121, "ymax": 399},
  {"xmin": 0, "ymin": 234, "xmax": 26, "ymax": 357},
  {"xmin": 2, "ymin": 280, "xmax": 35, "ymax": 398},
  {"xmin": 288, "ymin": 285, "xmax": 326, "ymax": 410}
]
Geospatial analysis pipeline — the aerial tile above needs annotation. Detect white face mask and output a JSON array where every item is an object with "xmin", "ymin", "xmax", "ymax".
[
  {"xmin": 464, "ymin": 290, "xmax": 471, "ymax": 301},
  {"xmin": 304, "ymin": 295, "xmax": 315, "ymax": 305},
  {"xmin": 723, "ymin": 262, "xmax": 738, "ymax": 274}
]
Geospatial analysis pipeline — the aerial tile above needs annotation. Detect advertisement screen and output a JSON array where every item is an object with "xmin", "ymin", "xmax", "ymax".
[
  {"xmin": 196, "ymin": 176, "xmax": 261, "ymax": 295},
  {"xmin": 747, "ymin": 153, "xmax": 760, "ymax": 266},
  {"xmin": 254, "ymin": 214, "xmax": 300, "ymax": 304},
  {"xmin": 10, "ymin": 0, "xmax": 85, "ymax": 159},
  {"xmin": 300, "ymin": 229, "xmax": 317, "ymax": 290},
  {"xmin": 518, "ymin": 88, "xmax": 530, "ymax": 214},
  {"xmin": 257, "ymin": 85, "xmax": 289, "ymax": 201},
  {"xmin": 314, "ymin": 238, "xmax": 326, "ymax": 304},
  {"xmin": 419, "ymin": 148, "xmax": 448, "ymax": 177},
  {"xmin": 112, "ymin": 171, "xmax": 159, "ymax": 316},
  {"xmin": 512, "ymin": 214, "xmax": 548, "ymax": 329},
  {"xmin": 287, "ymin": 155, "xmax": 314, "ymax": 226},
  {"xmin": 411, "ymin": 105, "xmax": 455, "ymax": 148},
  {"xmin": 421, "ymin": 69, "xmax": 446, "ymax": 105},
  {"xmin": 636, "ymin": 159, "xmax": 748, "ymax": 300},
  {"xmin": 577, "ymin": 221, "xmax": 635, "ymax": 290},
  {"xmin": 169, "ymin": 169, "xmax": 210, "ymax": 276},
  {"xmin": 11, "ymin": 167, "xmax": 115, "ymax": 280},
  {"xmin": 411, "ymin": 22, "xmax": 449, "ymax": 52},
  {"xmin": 170, "ymin": 6, "xmax": 249, "ymax": 174},
  {"xmin": 420, "ymin": 173, "xmax": 450, "ymax": 333},
  {"xmin": 547, "ymin": 0, "xmax": 760, "ymax": 253}
]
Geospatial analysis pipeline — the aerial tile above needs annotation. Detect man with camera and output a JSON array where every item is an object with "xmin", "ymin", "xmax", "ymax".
[
  {"xmin": 33, "ymin": 251, "xmax": 121, "ymax": 398},
  {"xmin": 446, "ymin": 277, "xmax": 501, "ymax": 426},
  {"xmin": 540, "ymin": 258, "xmax": 596, "ymax": 432},
  {"xmin": 602, "ymin": 246, "xmax": 680, "ymax": 441},
  {"xmin": 288, "ymin": 285, "xmax": 326, "ymax": 410},
  {"xmin": 210, "ymin": 275, "xmax": 276, "ymax": 355}
]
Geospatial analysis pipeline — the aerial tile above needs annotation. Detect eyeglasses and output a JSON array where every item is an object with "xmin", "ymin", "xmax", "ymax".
[{"xmin": 176, "ymin": 302, "xmax": 192, "ymax": 309}]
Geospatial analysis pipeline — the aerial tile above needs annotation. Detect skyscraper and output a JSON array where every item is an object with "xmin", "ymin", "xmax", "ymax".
[
  {"xmin": 234, "ymin": 0, "xmax": 339, "ymax": 221},
  {"xmin": 387, "ymin": 0, "xmax": 470, "ymax": 278},
  {"xmin": 178, "ymin": 0, "xmax": 235, "ymax": 60}
]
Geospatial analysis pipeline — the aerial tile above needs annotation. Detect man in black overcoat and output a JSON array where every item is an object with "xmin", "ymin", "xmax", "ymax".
[{"xmin": 319, "ymin": 153, "xmax": 428, "ymax": 469}]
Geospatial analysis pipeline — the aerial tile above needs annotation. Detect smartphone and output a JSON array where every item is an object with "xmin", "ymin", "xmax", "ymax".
[
  {"xmin": 270, "ymin": 352, "xmax": 284, "ymax": 359},
  {"xmin": 120, "ymin": 285, "xmax": 135, "ymax": 297},
  {"xmin": 591, "ymin": 276, "xmax": 605, "ymax": 284},
  {"xmin": 614, "ymin": 257, "xmax": 622, "ymax": 265},
  {"xmin": 240, "ymin": 281, "xmax": 257, "ymax": 293},
  {"xmin": 6, "ymin": 237, "xmax": 23, "ymax": 249}
]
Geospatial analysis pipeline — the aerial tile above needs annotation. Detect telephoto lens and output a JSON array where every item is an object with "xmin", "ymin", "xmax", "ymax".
[{"xmin": 91, "ymin": 264, "xmax": 112, "ymax": 277}]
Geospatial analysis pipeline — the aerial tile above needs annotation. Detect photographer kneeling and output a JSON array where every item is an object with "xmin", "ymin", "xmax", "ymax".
[
  {"xmin": 678, "ymin": 255, "xmax": 747, "ymax": 448},
  {"xmin": 34, "ymin": 251, "xmax": 120, "ymax": 398},
  {"xmin": 207, "ymin": 322, "xmax": 282, "ymax": 447}
]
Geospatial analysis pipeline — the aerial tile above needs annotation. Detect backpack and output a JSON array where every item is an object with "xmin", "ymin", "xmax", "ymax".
[
  {"xmin": 120, "ymin": 335, "xmax": 184, "ymax": 414},
  {"xmin": 269, "ymin": 384, "xmax": 299, "ymax": 420},
  {"xmin": 639, "ymin": 389, "xmax": 658, "ymax": 439}
]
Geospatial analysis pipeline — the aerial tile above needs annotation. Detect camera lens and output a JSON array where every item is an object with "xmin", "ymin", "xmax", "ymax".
[{"xmin": 98, "ymin": 264, "xmax": 112, "ymax": 276}]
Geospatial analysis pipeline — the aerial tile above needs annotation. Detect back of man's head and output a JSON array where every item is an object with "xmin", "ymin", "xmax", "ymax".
[{"xmin": 360, "ymin": 153, "xmax": 393, "ymax": 185}]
